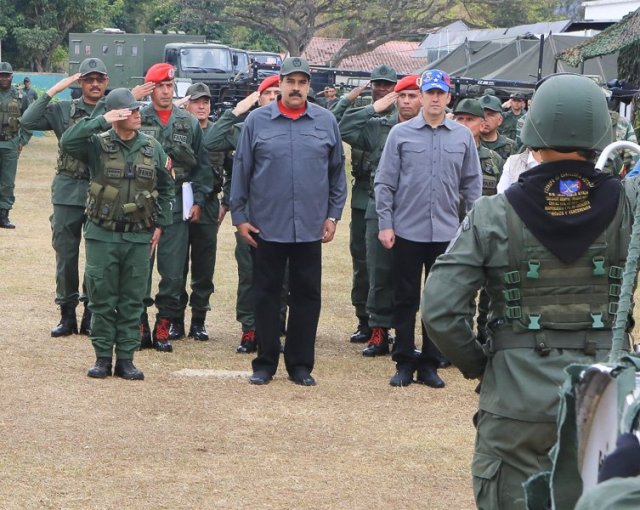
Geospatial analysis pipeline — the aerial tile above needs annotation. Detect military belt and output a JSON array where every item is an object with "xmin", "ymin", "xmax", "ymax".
[{"xmin": 487, "ymin": 328, "xmax": 627, "ymax": 357}]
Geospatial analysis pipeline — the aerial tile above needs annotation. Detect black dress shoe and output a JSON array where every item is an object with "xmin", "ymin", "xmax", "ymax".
[
  {"xmin": 362, "ymin": 327, "xmax": 390, "ymax": 357},
  {"xmin": 79, "ymin": 306, "xmax": 92, "ymax": 335},
  {"xmin": 87, "ymin": 357, "xmax": 112, "ymax": 378},
  {"xmin": 188, "ymin": 320, "xmax": 209, "ymax": 341},
  {"xmin": 389, "ymin": 366, "xmax": 414, "ymax": 387},
  {"xmin": 289, "ymin": 370, "xmax": 316, "ymax": 386},
  {"xmin": 168, "ymin": 319, "xmax": 185, "ymax": 340},
  {"xmin": 114, "ymin": 359, "xmax": 144, "ymax": 380},
  {"xmin": 416, "ymin": 368, "xmax": 445, "ymax": 388},
  {"xmin": 249, "ymin": 370, "xmax": 272, "ymax": 385},
  {"xmin": 350, "ymin": 321, "xmax": 372, "ymax": 343}
]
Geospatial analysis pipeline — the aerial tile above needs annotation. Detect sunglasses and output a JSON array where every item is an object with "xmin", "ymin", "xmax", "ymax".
[{"xmin": 81, "ymin": 75, "xmax": 108, "ymax": 84}]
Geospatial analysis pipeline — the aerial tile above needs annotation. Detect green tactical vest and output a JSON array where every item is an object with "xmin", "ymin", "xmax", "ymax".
[
  {"xmin": 0, "ymin": 89, "xmax": 22, "ymax": 140},
  {"xmin": 206, "ymin": 148, "xmax": 224, "ymax": 193},
  {"xmin": 479, "ymin": 147, "xmax": 501, "ymax": 196},
  {"xmin": 86, "ymin": 132, "xmax": 159, "ymax": 233},
  {"xmin": 57, "ymin": 100, "xmax": 90, "ymax": 179},
  {"xmin": 367, "ymin": 118, "xmax": 396, "ymax": 197},
  {"xmin": 490, "ymin": 191, "xmax": 629, "ymax": 354},
  {"xmin": 140, "ymin": 111, "xmax": 196, "ymax": 184}
]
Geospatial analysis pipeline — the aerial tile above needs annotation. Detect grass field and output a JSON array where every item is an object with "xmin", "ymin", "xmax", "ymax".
[{"xmin": 0, "ymin": 134, "xmax": 479, "ymax": 509}]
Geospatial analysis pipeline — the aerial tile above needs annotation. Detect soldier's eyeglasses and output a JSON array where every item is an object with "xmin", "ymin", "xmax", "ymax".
[{"xmin": 81, "ymin": 76, "xmax": 107, "ymax": 84}]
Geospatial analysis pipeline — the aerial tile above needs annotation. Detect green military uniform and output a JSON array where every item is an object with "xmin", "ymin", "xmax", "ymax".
[
  {"xmin": 575, "ymin": 477, "xmax": 640, "ymax": 510},
  {"xmin": 20, "ymin": 91, "xmax": 105, "ymax": 322},
  {"xmin": 60, "ymin": 90, "xmax": 174, "ymax": 376},
  {"xmin": 501, "ymin": 110, "xmax": 525, "ymax": 142},
  {"xmin": 481, "ymin": 134, "xmax": 516, "ymax": 162},
  {"xmin": 339, "ymin": 104, "xmax": 397, "ymax": 335},
  {"xmin": 0, "ymin": 62, "xmax": 31, "ymax": 228},
  {"xmin": 609, "ymin": 111, "xmax": 639, "ymax": 175},
  {"xmin": 139, "ymin": 102, "xmax": 208, "ymax": 345},
  {"xmin": 515, "ymin": 112, "xmax": 528, "ymax": 152},
  {"xmin": 423, "ymin": 74, "xmax": 632, "ymax": 509}
]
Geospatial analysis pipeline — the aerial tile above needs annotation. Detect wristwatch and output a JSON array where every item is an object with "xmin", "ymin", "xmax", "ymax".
[{"xmin": 327, "ymin": 217, "xmax": 338, "ymax": 224}]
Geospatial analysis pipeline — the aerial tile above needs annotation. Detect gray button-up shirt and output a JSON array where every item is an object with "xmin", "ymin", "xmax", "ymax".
[
  {"xmin": 230, "ymin": 100, "xmax": 346, "ymax": 243},
  {"xmin": 374, "ymin": 114, "xmax": 482, "ymax": 243}
]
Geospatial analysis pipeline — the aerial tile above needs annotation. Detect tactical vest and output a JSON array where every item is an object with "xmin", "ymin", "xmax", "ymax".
[
  {"xmin": 86, "ymin": 132, "xmax": 159, "ymax": 233},
  {"xmin": 56, "ymin": 100, "xmax": 90, "ymax": 179},
  {"xmin": 479, "ymin": 147, "xmax": 500, "ymax": 196},
  {"xmin": 0, "ymin": 89, "xmax": 22, "ymax": 140},
  {"xmin": 140, "ymin": 111, "xmax": 196, "ymax": 184},
  {"xmin": 490, "ymin": 191, "xmax": 629, "ymax": 355}
]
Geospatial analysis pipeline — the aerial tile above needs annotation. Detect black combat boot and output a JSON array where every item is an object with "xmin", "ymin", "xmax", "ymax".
[
  {"xmin": 87, "ymin": 357, "xmax": 112, "ymax": 378},
  {"xmin": 362, "ymin": 327, "xmax": 390, "ymax": 357},
  {"xmin": 0, "ymin": 209, "xmax": 15, "ymax": 229},
  {"xmin": 139, "ymin": 311, "xmax": 152, "ymax": 349},
  {"xmin": 168, "ymin": 317, "xmax": 185, "ymax": 340},
  {"xmin": 51, "ymin": 305, "xmax": 78, "ymax": 337},
  {"xmin": 152, "ymin": 316, "xmax": 173, "ymax": 352},
  {"xmin": 114, "ymin": 359, "xmax": 144, "ymax": 380},
  {"xmin": 236, "ymin": 330, "xmax": 257, "ymax": 353},
  {"xmin": 188, "ymin": 316, "xmax": 209, "ymax": 341},
  {"xmin": 79, "ymin": 306, "xmax": 92, "ymax": 335},
  {"xmin": 350, "ymin": 318, "xmax": 372, "ymax": 343}
]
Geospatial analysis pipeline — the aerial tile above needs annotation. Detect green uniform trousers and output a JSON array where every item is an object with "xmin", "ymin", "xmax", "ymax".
[
  {"xmin": 0, "ymin": 146, "xmax": 18, "ymax": 210},
  {"xmin": 234, "ymin": 231, "xmax": 255, "ymax": 331},
  {"xmin": 473, "ymin": 410, "xmax": 556, "ymax": 510},
  {"xmin": 50, "ymin": 204, "xmax": 87, "ymax": 307},
  {"xmin": 154, "ymin": 215, "xmax": 190, "ymax": 318},
  {"xmin": 179, "ymin": 216, "xmax": 218, "ymax": 320},
  {"xmin": 350, "ymin": 207, "xmax": 368, "ymax": 320},
  {"xmin": 85, "ymin": 238, "xmax": 149, "ymax": 360},
  {"xmin": 364, "ymin": 199, "xmax": 394, "ymax": 329}
]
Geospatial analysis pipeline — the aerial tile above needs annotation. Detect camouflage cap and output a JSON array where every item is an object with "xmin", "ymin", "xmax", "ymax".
[
  {"xmin": 186, "ymin": 82, "xmax": 211, "ymax": 100},
  {"xmin": 0, "ymin": 62, "xmax": 13, "ymax": 74},
  {"xmin": 79, "ymin": 58, "xmax": 108, "ymax": 76},
  {"xmin": 280, "ymin": 57, "xmax": 311, "ymax": 78},
  {"xmin": 480, "ymin": 94, "xmax": 503, "ymax": 112},
  {"xmin": 453, "ymin": 98, "xmax": 484, "ymax": 118},
  {"xmin": 370, "ymin": 64, "xmax": 398, "ymax": 84},
  {"xmin": 105, "ymin": 88, "xmax": 143, "ymax": 111}
]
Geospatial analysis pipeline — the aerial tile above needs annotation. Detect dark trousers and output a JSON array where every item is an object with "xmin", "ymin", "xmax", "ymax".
[
  {"xmin": 251, "ymin": 238, "xmax": 321, "ymax": 377},
  {"xmin": 391, "ymin": 237, "xmax": 449, "ymax": 370}
]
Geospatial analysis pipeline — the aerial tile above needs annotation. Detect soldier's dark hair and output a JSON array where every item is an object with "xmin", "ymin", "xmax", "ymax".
[{"xmin": 530, "ymin": 147, "xmax": 597, "ymax": 162}]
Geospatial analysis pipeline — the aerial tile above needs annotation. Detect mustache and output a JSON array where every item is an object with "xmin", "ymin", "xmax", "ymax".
[{"xmin": 289, "ymin": 91, "xmax": 303, "ymax": 97}]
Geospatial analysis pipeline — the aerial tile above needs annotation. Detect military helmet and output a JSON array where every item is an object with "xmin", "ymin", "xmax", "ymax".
[
  {"xmin": 520, "ymin": 74, "xmax": 613, "ymax": 151},
  {"xmin": 105, "ymin": 88, "xmax": 143, "ymax": 111}
]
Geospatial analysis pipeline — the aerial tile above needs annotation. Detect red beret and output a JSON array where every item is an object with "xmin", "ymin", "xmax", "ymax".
[
  {"xmin": 258, "ymin": 74, "xmax": 280, "ymax": 94},
  {"xmin": 145, "ymin": 63, "xmax": 175, "ymax": 83},
  {"xmin": 394, "ymin": 75, "xmax": 419, "ymax": 93}
]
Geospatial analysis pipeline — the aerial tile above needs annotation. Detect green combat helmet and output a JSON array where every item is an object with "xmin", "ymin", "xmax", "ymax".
[
  {"xmin": 105, "ymin": 88, "xmax": 143, "ymax": 111},
  {"xmin": 520, "ymin": 74, "xmax": 613, "ymax": 151}
]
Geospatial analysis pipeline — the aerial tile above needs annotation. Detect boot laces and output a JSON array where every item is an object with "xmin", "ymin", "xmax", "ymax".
[
  {"xmin": 155, "ymin": 318, "xmax": 171, "ymax": 340},
  {"xmin": 369, "ymin": 327, "xmax": 386, "ymax": 346},
  {"xmin": 241, "ymin": 330, "xmax": 256, "ymax": 343}
]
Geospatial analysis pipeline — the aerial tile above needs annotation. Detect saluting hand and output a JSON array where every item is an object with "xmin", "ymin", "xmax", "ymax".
[
  {"xmin": 236, "ymin": 222, "xmax": 260, "ymax": 248},
  {"xmin": 103, "ymin": 108, "xmax": 133, "ymax": 124},
  {"xmin": 47, "ymin": 73, "xmax": 82, "ymax": 97},
  {"xmin": 373, "ymin": 92, "xmax": 397, "ymax": 114},
  {"xmin": 131, "ymin": 82, "xmax": 155, "ymax": 100},
  {"xmin": 346, "ymin": 82, "xmax": 369, "ymax": 103},
  {"xmin": 232, "ymin": 91, "xmax": 260, "ymax": 117}
]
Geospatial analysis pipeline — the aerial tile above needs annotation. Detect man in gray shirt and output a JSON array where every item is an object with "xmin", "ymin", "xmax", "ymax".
[
  {"xmin": 231, "ymin": 56, "xmax": 347, "ymax": 386},
  {"xmin": 375, "ymin": 69, "xmax": 482, "ymax": 388}
]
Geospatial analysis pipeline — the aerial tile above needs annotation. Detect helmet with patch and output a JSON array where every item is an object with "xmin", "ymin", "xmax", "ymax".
[{"xmin": 521, "ymin": 74, "xmax": 613, "ymax": 151}]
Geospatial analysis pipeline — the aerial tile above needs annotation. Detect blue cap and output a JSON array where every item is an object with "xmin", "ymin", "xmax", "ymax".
[{"xmin": 418, "ymin": 69, "xmax": 450, "ymax": 93}]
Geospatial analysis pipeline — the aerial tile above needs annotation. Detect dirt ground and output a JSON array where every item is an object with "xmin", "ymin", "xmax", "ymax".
[{"xmin": 0, "ymin": 135, "xmax": 479, "ymax": 509}]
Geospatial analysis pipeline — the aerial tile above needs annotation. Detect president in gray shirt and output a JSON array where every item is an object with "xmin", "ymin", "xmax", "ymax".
[
  {"xmin": 230, "ymin": 56, "xmax": 346, "ymax": 386},
  {"xmin": 374, "ymin": 69, "xmax": 482, "ymax": 388}
]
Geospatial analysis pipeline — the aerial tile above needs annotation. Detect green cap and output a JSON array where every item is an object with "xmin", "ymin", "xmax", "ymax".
[
  {"xmin": 280, "ymin": 57, "xmax": 311, "ymax": 78},
  {"xmin": 186, "ymin": 82, "xmax": 211, "ymax": 100},
  {"xmin": 454, "ymin": 98, "xmax": 484, "ymax": 118},
  {"xmin": 79, "ymin": 58, "xmax": 108, "ymax": 76},
  {"xmin": 370, "ymin": 64, "xmax": 397, "ymax": 83},
  {"xmin": 105, "ymin": 88, "xmax": 143, "ymax": 111},
  {"xmin": 0, "ymin": 62, "xmax": 13, "ymax": 74},
  {"xmin": 479, "ymin": 94, "xmax": 502, "ymax": 112},
  {"xmin": 484, "ymin": 87, "xmax": 496, "ymax": 96}
]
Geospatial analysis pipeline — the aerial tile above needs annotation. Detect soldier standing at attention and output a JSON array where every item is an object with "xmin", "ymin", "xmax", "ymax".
[
  {"xmin": 138, "ymin": 63, "xmax": 209, "ymax": 352},
  {"xmin": 375, "ymin": 69, "xmax": 482, "ymax": 388},
  {"xmin": 422, "ymin": 74, "xmax": 636, "ymax": 509},
  {"xmin": 0, "ymin": 61, "xmax": 31, "ymax": 229},
  {"xmin": 22, "ymin": 77, "xmax": 38, "ymax": 104},
  {"xmin": 479, "ymin": 94, "xmax": 517, "ymax": 161},
  {"xmin": 339, "ymin": 75, "xmax": 422, "ymax": 357},
  {"xmin": 231, "ymin": 57, "xmax": 346, "ymax": 386},
  {"xmin": 60, "ymin": 88, "xmax": 174, "ymax": 380},
  {"xmin": 21, "ymin": 58, "xmax": 110, "ymax": 337},
  {"xmin": 500, "ymin": 92, "xmax": 526, "ymax": 141},
  {"xmin": 332, "ymin": 64, "xmax": 397, "ymax": 345}
]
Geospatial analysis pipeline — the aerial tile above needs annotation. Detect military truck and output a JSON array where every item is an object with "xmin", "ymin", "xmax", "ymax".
[{"xmin": 68, "ymin": 30, "xmax": 256, "ymax": 103}]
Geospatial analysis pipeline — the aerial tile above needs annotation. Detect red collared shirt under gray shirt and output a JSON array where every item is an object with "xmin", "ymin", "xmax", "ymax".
[
  {"xmin": 374, "ymin": 114, "xmax": 482, "ymax": 242},
  {"xmin": 230, "ymin": 100, "xmax": 347, "ymax": 243}
]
